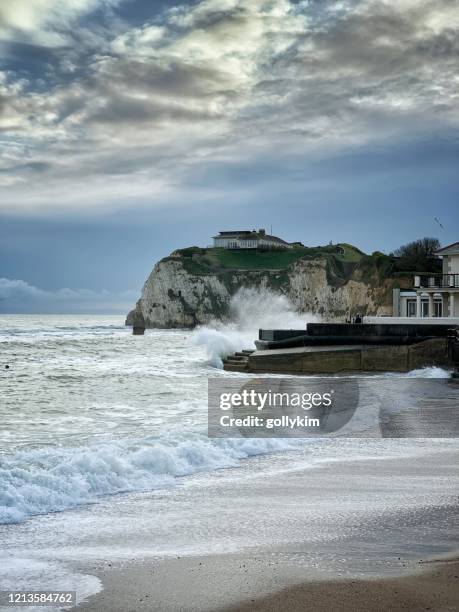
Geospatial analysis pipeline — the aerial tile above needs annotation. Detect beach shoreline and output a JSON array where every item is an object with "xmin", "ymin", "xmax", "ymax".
[
  {"xmin": 2, "ymin": 444, "xmax": 457, "ymax": 612},
  {"xmin": 71, "ymin": 447, "xmax": 459, "ymax": 611},
  {"xmin": 75, "ymin": 554, "xmax": 459, "ymax": 611}
]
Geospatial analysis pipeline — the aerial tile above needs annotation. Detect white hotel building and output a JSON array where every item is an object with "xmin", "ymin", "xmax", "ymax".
[
  {"xmin": 370, "ymin": 242, "xmax": 459, "ymax": 324},
  {"xmin": 212, "ymin": 229, "xmax": 293, "ymax": 250}
]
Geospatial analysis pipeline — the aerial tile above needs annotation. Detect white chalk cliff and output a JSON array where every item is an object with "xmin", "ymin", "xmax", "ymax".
[{"xmin": 127, "ymin": 246, "xmax": 404, "ymax": 328}]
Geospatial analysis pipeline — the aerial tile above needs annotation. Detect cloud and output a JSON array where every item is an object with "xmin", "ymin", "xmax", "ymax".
[
  {"xmin": 0, "ymin": 0, "xmax": 119, "ymax": 46},
  {"xmin": 0, "ymin": 0, "xmax": 458, "ymax": 214},
  {"xmin": 0, "ymin": 278, "xmax": 137, "ymax": 313}
]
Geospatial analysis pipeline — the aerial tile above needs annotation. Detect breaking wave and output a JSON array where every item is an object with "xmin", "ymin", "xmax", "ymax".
[
  {"xmin": 192, "ymin": 288, "xmax": 318, "ymax": 367},
  {"xmin": 0, "ymin": 434, "xmax": 297, "ymax": 524}
]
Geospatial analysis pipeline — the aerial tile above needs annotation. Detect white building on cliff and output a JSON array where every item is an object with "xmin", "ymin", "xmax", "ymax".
[{"xmin": 213, "ymin": 229, "xmax": 293, "ymax": 250}]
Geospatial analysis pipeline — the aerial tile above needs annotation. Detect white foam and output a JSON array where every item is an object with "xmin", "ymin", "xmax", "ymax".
[
  {"xmin": 405, "ymin": 366, "xmax": 452, "ymax": 378},
  {"xmin": 0, "ymin": 435, "xmax": 297, "ymax": 524},
  {"xmin": 192, "ymin": 288, "xmax": 318, "ymax": 367}
]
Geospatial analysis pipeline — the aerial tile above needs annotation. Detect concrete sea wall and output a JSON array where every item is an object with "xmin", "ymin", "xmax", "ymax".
[{"xmin": 239, "ymin": 338, "xmax": 450, "ymax": 374}]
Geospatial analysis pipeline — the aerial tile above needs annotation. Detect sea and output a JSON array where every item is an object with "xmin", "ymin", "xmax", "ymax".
[{"xmin": 1, "ymin": 304, "xmax": 458, "ymax": 608}]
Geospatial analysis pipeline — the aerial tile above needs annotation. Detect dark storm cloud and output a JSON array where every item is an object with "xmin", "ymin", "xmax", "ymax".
[
  {"xmin": 305, "ymin": 5, "xmax": 459, "ymax": 77},
  {"xmin": 0, "ymin": 0, "xmax": 457, "ymax": 210},
  {"xmin": 108, "ymin": 59, "xmax": 235, "ymax": 97},
  {"xmin": 87, "ymin": 91, "xmax": 222, "ymax": 126}
]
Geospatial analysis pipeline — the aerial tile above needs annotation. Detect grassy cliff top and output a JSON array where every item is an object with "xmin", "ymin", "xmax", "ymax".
[
  {"xmin": 172, "ymin": 243, "xmax": 365, "ymax": 273},
  {"xmin": 163, "ymin": 243, "xmax": 421, "ymax": 294}
]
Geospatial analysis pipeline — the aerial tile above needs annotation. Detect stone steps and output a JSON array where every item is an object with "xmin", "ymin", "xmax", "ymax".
[
  {"xmin": 223, "ymin": 361, "xmax": 248, "ymax": 371},
  {"xmin": 224, "ymin": 358, "xmax": 248, "ymax": 366},
  {"xmin": 223, "ymin": 349, "xmax": 253, "ymax": 371}
]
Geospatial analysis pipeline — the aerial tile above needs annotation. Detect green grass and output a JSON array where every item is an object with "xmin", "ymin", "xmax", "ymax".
[
  {"xmin": 209, "ymin": 244, "xmax": 365, "ymax": 270},
  {"xmin": 210, "ymin": 248, "xmax": 313, "ymax": 269},
  {"xmin": 175, "ymin": 243, "xmax": 366, "ymax": 275},
  {"xmin": 336, "ymin": 243, "xmax": 365, "ymax": 262}
]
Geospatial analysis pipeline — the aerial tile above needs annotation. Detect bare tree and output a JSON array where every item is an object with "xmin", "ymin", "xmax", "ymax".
[{"xmin": 392, "ymin": 237, "xmax": 441, "ymax": 271}]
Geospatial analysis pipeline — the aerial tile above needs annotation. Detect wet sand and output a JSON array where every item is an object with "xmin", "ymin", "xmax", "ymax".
[
  {"xmin": 70, "ymin": 448, "xmax": 459, "ymax": 611},
  {"xmin": 225, "ymin": 559, "xmax": 459, "ymax": 611},
  {"xmin": 75, "ymin": 556, "xmax": 459, "ymax": 611}
]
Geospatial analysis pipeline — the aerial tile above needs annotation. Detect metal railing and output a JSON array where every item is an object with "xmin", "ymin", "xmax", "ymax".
[{"xmin": 414, "ymin": 273, "xmax": 459, "ymax": 288}]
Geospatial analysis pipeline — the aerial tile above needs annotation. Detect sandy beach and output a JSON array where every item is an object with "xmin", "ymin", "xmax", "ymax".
[
  {"xmin": 228, "ymin": 559, "xmax": 459, "ymax": 611},
  {"xmin": 69, "ymin": 447, "xmax": 459, "ymax": 612},
  {"xmin": 227, "ymin": 560, "xmax": 459, "ymax": 612},
  {"xmin": 75, "ymin": 555, "xmax": 459, "ymax": 612}
]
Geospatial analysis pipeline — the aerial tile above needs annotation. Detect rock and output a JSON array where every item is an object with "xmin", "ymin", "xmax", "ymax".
[
  {"xmin": 125, "ymin": 309, "xmax": 136, "ymax": 326},
  {"xmin": 127, "ymin": 299, "xmax": 146, "ymax": 334}
]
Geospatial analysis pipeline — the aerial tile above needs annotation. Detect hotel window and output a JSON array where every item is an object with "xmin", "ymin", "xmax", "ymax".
[
  {"xmin": 406, "ymin": 298, "xmax": 442, "ymax": 317},
  {"xmin": 406, "ymin": 300, "xmax": 416, "ymax": 317}
]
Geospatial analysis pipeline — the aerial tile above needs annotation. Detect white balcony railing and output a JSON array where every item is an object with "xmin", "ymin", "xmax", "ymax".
[{"xmin": 414, "ymin": 274, "xmax": 459, "ymax": 289}]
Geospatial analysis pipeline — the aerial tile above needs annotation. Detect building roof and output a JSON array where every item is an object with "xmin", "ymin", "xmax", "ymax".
[
  {"xmin": 262, "ymin": 234, "xmax": 290, "ymax": 245},
  {"xmin": 435, "ymin": 241, "xmax": 459, "ymax": 255},
  {"xmin": 212, "ymin": 230, "xmax": 290, "ymax": 245},
  {"xmin": 215, "ymin": 231, "xmax": 253, "ymax": 236}
]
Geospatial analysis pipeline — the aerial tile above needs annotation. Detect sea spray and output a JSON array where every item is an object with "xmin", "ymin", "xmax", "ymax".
[
  {"xmin": 192, "ymin": 288, "xmax": 318, "ymax": 367},
  {"xmin": 192, "ymin": 326, "xmax": 249, "ymax": 368}
]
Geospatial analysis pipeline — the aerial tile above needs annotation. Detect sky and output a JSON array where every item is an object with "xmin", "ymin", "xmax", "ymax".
[{"xmin": 0, "ymin": 0, "xmax": 458, "ymax": 313}]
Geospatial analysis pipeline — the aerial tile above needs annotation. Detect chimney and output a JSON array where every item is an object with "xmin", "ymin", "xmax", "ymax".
[{"xmin": 259, "ymin": 228, "xmax": 266, "ymax": 236}]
